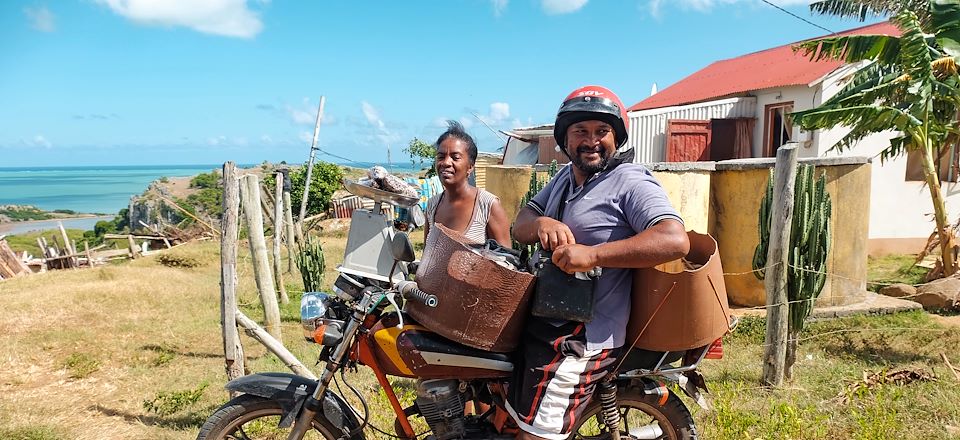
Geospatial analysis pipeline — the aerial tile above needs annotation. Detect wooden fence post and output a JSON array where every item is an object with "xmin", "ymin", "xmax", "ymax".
[
  {"xmin": 762, "ymin": 144, "xmax": 798, "ymax": 387},
  {"xmin": 58, "ymin": 222, "xmax": 77, "ymax": 268},
  {"xmin": 281, "ymin": 169, "xmax": 296, "ymax": 272},
  {"xmin": 220, "ymin": 162, "xmax": 245, "ymax": 388},
  {"xmin": 240, "ymin": 174, "xmax": 282, "ymax": 340},
  {"xmin": 273, "ymin": 172, "xmax": 289, "ymax": 304}
]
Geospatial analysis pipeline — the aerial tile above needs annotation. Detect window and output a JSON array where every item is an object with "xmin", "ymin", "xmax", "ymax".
[
  {"xmin": 763, "ymin": 102, "xmax": 794, "ymax": 157},
  {"xmin": 904, "ymin": 146, "xmax": 960, "ymax": 182}
]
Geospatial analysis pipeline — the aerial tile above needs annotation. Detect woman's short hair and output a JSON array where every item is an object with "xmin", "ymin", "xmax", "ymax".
[{"xmin": 435, "ymin": 120, "xmax": 478, "ymax": 164}]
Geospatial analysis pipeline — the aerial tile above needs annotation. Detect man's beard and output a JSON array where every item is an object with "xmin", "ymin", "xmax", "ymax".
[{"xmin": 570, "ymin": 146, "xmax": 609, "ymax": 175}]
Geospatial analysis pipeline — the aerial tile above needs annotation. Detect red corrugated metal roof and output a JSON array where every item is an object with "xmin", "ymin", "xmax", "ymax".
[{"xmin": 629, "ymin": 21, "xmax": 900, "ymax": 112}]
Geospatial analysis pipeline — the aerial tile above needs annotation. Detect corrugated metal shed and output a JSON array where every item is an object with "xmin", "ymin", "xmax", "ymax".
[
  {"xmin": 629, "ymin": 21, "xmax": 898, "ymax": 111},
  {"xmin": 473, "ymin": 152, "xmax": 503, "ymax": 189},
  {"xmin": 629, "ymin": 97, "xmax": 757, "ymax": 163}
]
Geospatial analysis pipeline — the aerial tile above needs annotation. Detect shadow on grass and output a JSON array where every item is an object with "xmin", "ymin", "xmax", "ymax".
[
  {"xmin": 140, "ymin": 344, "xmax": 263, "ymax": 361},
  {"xmin": 89, "ymin": 404, "xmax": 211, "ymax": 430}
]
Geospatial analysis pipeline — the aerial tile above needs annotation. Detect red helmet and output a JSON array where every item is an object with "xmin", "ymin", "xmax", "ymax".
[{"xmin": 554, "ymin": 85, "xmax": 629, "ymax": 149}]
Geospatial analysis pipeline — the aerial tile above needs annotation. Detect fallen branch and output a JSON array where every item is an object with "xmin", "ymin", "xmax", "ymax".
[
  {"xmin": 942, "ymin": 353, "xmax": 960, "ymax": 381},
  {"xmin": 234, "ymin": 311, "xmax": 316, "ymax": 379},
  {"xmin": 154, "ymin": 194, "xmax": 221, "ymax": 235}
]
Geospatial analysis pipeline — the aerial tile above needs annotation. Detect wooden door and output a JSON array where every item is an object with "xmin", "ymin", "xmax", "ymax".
[{"xmin": 666, "ymin": 119, "xmax": 711, "ymax": 162}]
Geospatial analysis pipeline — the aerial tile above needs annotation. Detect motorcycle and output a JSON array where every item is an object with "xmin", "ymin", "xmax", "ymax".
[{"xmin": 197, "ymin": 180, "xmax": 731, "ymax": 440}]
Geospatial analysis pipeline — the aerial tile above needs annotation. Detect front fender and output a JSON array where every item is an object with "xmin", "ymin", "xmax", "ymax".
[{"xmin": 225, "ymin": 372, "xmax": 363, "ymax": 438}]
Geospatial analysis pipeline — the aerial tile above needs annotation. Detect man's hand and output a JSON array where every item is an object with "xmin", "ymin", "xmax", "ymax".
[
  {"xmin": 552, "ymin": 244, "xmax": 598, "ymax": 274},
  {"xmin": 536, "ymin": 217, "xmax": 576, "ymax": 251}
]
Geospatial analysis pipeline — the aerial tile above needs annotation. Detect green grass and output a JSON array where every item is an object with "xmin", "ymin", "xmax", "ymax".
[
  {"xmin": 867, "ymin": 254, "xmax": 928, "ymax": 291},
  {"xmin": 0, "ymin": 426, "xmax": 65, "ymax": 440},
  {"xmin": 3, "ymin": 228, "xmax": 89, "ymax": 257},
  {"xmin": 62, "ymin": 352, "xmax": 101, "ymax": 379},
  {"xmin": 0, "ymin": 206, "xmax": 53, "ymax": 221},
  {"xmin": 697, "ymin": 310, "xmax": 960, "ymax": 439}
]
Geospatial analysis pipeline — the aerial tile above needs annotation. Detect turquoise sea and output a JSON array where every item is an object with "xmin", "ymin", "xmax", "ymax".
[{"xmin": 0, "ymin": 162, "xmax": 422, "ymax": 216}]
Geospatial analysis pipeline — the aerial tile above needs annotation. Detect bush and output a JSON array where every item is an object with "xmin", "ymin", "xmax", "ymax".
[
  {"xmin": 143, "ymin": 383, "xmax": 208, "ymax": 416},
  {"xmin": 265, "ymin": 161, "xmax": 344, "ymax": 217},
  {"xmin": 185, "ymin": 187, "xmax": 223, "ymax": 217},
  {"xmin": 189, "ymin": 170, "xmax": 220, "ymax": 189}
]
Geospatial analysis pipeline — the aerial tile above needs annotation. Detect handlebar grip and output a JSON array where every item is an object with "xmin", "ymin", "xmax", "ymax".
[{"xmin": 396, "ymin": 281, "xmax": 439, "ymax": 308}]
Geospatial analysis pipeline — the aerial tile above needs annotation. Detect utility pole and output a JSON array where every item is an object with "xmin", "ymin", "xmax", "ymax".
[{"xmin": 298, "ymin": 96, "xmax": 326, "ymax": 237}]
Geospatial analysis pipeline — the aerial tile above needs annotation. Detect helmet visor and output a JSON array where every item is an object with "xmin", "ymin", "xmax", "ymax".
[{"xmin": 558, "ymin": 96, "xmax": 622, "ymax": 117}]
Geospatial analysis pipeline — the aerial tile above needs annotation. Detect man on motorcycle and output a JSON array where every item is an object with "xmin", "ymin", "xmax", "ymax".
[{"xmin": 510, "ymin": 85, "xmax": 690, "ymax": 440}]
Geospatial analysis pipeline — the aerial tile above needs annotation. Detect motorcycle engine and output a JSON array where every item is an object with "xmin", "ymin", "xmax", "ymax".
[{"xmin": 415, "ymin": 379, "xmax": 466, "ymax": 440}]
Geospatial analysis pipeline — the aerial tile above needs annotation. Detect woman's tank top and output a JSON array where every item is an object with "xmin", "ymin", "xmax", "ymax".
[{"xmin": 425, "ymin": 189, "xmax": 498, "ymax": 244}]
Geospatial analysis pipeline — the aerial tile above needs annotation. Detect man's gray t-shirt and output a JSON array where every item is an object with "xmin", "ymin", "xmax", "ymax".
[{"xmin": 527, "ymin": 163, "xmax": 683, "ymax": 350}]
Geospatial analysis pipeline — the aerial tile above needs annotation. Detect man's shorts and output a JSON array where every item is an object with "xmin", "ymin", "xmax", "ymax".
[{"xmin": 505, "ymin": 318, "xmax": 621, "ymax": 440}]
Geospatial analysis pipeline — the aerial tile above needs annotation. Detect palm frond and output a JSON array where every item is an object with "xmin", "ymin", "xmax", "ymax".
[
  {"xmin": 932, "ymin": 0, "xmax": 960, "ymax": 58},
  {"xmin": 795, "ymin": 34, "xmax": 901, "ymax": 64},
  {"xmin": 793, "ymin": 104, "xmax": 920, "ymax": 137},
  {"xmin": 894, "ymin": 10, "xmax": 935, "ymax": 81},
  {"xmin": 809, "ymin": 0, "xmax": 931, "ymax": 23},
  {"xmin": 819, "ymin": 62, "xmax": 909, "ymax": 108}
]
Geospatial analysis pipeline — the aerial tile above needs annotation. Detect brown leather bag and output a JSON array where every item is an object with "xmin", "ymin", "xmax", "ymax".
[
  {"xmin": 626, "ymin": 231, "xmax": 732, "ymax": 352},
  {"xmin": 410, "ymin": 224, "xmax": 535, "ymax": 352}
]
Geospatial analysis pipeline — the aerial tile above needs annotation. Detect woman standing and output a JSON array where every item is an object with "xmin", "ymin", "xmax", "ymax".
[{"xmin": 424, "ymin": 121, "xmax": 511, "ymax": 247}]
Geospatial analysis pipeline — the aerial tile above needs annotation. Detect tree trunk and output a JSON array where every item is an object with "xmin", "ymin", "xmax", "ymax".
[{"xmin": 919, "ymin": 141, "xmax": 957, "ymax": 276}]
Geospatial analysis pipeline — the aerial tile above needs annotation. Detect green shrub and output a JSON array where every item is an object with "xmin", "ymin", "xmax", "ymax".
[
  {"xmin": 189, "ymin": 170, "xmax": 220, "ymax": 189},
  {"xmin": 63, "ymin": 352, "xmax": 100, "ymax": 379},
  {"xmin": 156, "ymin": 254, "xmax": 203, "ymax": 269},
  {"xmin": 143, "ymin": 383, "xmax": 208, "ymax": 416},
  {"xmin": 265, "ymin": 161, "xmax": 344, "ymax": 217}
]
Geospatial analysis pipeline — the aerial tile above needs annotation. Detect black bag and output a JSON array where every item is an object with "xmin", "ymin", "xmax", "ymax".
[{"xmin": 530, "ymin": 251, "xmax": 597, "ymax": 322}]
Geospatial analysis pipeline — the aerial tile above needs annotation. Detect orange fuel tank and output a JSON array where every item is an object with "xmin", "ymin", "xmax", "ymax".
[{"xmin": 361, "ymin": 313, "xmax": 513, "ymax": 379}]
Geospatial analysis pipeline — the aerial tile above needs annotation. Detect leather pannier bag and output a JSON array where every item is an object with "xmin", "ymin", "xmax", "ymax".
[
  {"xmin": 530, "ymin": 252, "xmax": 596, "ymax": 322},
  {"xmin": 626, "ymin": 231, "xmax": 731, "ymax": 352},
  {"xmin": 410, "ymin": 224, "xmax": 535, "ymax": 352}
]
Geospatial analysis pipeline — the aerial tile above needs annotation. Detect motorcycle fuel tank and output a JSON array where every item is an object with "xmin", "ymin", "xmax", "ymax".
[{"xmin": 362, "ymin": 313, "xmax": 514, "ymax": 379}]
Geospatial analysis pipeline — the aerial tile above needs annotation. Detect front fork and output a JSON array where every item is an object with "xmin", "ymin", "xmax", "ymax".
[{"xmin": 286, "ymin": 292, "xmax": 375, "ymax": 440}]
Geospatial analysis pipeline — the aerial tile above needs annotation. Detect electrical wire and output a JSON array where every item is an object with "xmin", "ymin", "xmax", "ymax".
[{"xmin": 760, "ymin": 0, "xmax": 835, "ymax": 35}]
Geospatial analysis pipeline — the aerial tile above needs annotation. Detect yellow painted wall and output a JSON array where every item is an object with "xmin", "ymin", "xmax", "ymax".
[
  {"xmin": 651, "ymin": 170, "xmax": 711, "ymax": 233},
  {"xmin": 484, "ymin": 165, "xmax": 534, "ymax": 223},
  {"xmin": 711, "ymin": 162, "xmax": 871, "ymax": 307}
]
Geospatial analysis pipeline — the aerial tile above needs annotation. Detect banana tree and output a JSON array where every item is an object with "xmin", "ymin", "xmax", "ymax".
[{"xmin": 792, "ymin": 0, "xmax": 960, "ymax": 276}]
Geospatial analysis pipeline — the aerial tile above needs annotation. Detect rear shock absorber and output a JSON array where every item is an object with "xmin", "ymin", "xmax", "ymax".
[{"xmin": 598, "ymin": 381, "xmax": 621, "ymax": 440}]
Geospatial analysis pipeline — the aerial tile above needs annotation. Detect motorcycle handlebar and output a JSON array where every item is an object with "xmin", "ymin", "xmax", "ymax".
[{"xmin": 396, "ymin": 280, "xmax": 438, "ymax": 308}]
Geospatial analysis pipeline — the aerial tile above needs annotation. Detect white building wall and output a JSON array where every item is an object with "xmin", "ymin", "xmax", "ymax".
[
  {"xmin": 627, "ymin": 97, "xmax": 756, "ymax": 163},
  {"xmin": 751, "ymin": 85, "xmax": 819, "ymax": 158},
  {"xmin": 811, "ymin": 68, "xmax": 960, "ymax": 242}
]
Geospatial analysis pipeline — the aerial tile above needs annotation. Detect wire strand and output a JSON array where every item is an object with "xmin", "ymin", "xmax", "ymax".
[{"xmin": 760, "ymin": 0, "xmax": 835, "ymax": 35}]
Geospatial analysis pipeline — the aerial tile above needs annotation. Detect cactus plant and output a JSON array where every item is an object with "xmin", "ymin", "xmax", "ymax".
[
  {"xmin": 752, "ymin": 164, "xmax": 832, "ymax": 377},
  {"xmin": 295, "ymin": 234, "xmax": 326, "ymax": 292},
  {"xmin": 513, "ymin": 160, "xmax": 559, "ymax": 256}
]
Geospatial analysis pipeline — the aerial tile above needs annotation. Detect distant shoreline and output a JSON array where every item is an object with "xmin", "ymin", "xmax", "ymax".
[{"xmin": 0, "ymin": 214, "xmax": 114, "ymax": 235}]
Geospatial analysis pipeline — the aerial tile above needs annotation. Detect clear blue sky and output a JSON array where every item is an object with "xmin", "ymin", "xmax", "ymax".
[{"xmin": 0, "ymin": 0, "xmax": 882, "ymax": 167}]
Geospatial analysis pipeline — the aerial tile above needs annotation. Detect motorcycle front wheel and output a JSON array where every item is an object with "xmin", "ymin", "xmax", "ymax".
[
  {"xmin": 196, "ymin": 394, "xmax": 347, "ymax": 440},
  {"xmin": 571, "ymin": 385, "xmax": 697, "ymax": 440}
]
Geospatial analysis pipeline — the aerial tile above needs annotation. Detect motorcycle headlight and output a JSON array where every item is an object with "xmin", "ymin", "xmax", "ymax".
[{"xmin": 301, "ymin": 292, "xmax": 331, "ymax": 340}]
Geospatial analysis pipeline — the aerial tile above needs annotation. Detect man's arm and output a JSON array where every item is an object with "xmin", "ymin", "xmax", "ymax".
[
  {"xmin": 551, "ymin": 219, "xmax": 688, "ymax": 274},
  {"xmin": 512, "ymin": 206, "xmax": 576, "ymax": 250}
]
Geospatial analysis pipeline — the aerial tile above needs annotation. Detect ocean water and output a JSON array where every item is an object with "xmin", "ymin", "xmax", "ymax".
[
  {"xmin": 0, "ymin": 165, "xmax": 227, "ymax": 215},
  {"xmin": 0, "ymin": 162, "xmax": 423, "ymax": 216}
]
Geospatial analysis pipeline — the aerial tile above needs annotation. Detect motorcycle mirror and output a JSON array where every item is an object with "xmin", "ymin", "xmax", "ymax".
[{"xmin": 391, "ymin": 232, "xmax": 416, "ymax": 263}]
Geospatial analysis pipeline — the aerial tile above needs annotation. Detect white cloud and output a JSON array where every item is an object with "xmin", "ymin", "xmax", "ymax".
[
  {"xmin": 492, "ymin": 0, "xmax": 508, "ymax": 16},
  {"xmin": 647, "ymin": 0, "xmax": 809, "ymax": 16},
  {"xmin": 298, "ymin": 131, "xmax": 314, "ymax": 144},
  {"xmin": 32, "ymin": 135, "xmax": 52, "ymax": 148},
  {"xmin": 96, "ymin": 0, "xmax": 263, "ymax": 38},
  {"xmin": 489, "ymin": 102, "xmax": 510, "ymax": 122},
  {"xmin": 542, "ymin": 0, "xmax": 588, "ymax": 15},
  {"xmin": 361, "ymin": 101, "xmax": 386, "ymax": 131},
  {"xmin": 24, "ymin": 6, "xmax": 55, "ymax": 32},
  {"xmin": 260, "ymin": 135, "xmax": 274, "ymax": 144},
  {"xmin": 207, "ymin": 135, "xmax": 227, "ymax": 146}
]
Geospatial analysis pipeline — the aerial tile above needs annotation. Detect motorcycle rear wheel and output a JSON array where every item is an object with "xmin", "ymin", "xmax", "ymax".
[
  {"xmin": 196, "ymin": 394, "xmax": 346, "ymax": 440},
  {"xmin": 571, "ymin": 385, "xmax": 697, "ymax": 440}
]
